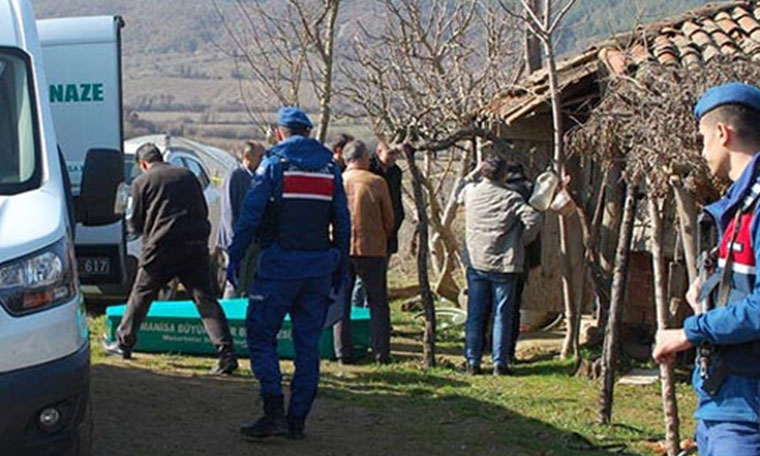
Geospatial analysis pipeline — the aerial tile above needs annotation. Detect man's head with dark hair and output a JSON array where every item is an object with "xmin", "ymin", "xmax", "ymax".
[
  {"xmin": 376, "ymin": 141, "xmax": 400, "ymax": 168},
  {"xmin": 136, "ymin": 143, "xmax": 163, "ymax": 164},
  {"xmin": 698, "ymin": 104, "xmax": 760, "ymax": 180},
  {"xmin": 331, "ymin": 134, "xmax": 354, "ymax": 152},
  {"xmin": 135, "ymin": 143, "xmax": 164, "ymax": 173},
  {"xmin": 331, "ymin": 133, "xmax": 354, "ymax": 166},
  {"xmin": 279, "ymin": 125, "xmax": 311, "ymax": 138},
  {"xmin": 479, "ymin": 156, "xmax": 508, "ymax": 182},
  {"xmin": 240, "ymin": 141, "xmax": 266, "ymax": 172},
  {"xmin": 695, "ymin": 82, "xmax": 760, "ymax": 181},
  {"xmin": 701, "ymin": 105, "xmax": 760, "ymax": 146}
]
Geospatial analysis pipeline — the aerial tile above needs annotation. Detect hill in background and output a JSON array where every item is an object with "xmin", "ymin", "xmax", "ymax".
[{"xmin": 30, "ymin": 0, "xmax": 713, "ymax": 145}]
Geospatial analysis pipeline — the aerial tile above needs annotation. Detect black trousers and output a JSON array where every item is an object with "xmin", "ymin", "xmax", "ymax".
[
  {"xmin": 117, "ymin": 244, "xmax": 234, "ymax": 354},
  {"xmin": 509, "ymin": 276, "xmax": 526, "ymax": 361},
  {"xmin": 333, "ymin": 256, "xmax": 390, "ymax": 362}
]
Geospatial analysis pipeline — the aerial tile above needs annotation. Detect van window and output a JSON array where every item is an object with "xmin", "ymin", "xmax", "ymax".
[{"xmin": 0, "ymin": 49, "xmax": 41, "ymax": 195}]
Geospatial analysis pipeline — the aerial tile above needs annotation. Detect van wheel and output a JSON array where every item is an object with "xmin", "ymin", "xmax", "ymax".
[{"xmin": 72, "ymin": 400, "xmax": 93, "ymax": 456}]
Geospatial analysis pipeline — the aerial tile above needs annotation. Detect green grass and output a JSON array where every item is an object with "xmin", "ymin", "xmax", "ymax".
[{"xmin": 90, "ymin": 301, "xmax": 697, "ymax": 455}]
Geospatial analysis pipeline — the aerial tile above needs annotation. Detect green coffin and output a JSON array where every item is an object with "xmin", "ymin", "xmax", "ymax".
[{"xmin": 105, "ymin": 299, "xmax": 370, "ymax": 359}]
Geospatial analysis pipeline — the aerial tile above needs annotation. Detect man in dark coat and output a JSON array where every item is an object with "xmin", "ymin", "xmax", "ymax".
[
  {"xmin": 504, "ymin": 162, "xmax": 539, "ymax": 362},
  {"xmin": 369, "ymin": 141, "xmax": 404, "ymax": 255},
  {"xmin": 217, "ymin": 141, "xmax": 266, "ymax": 297},
  {"xmin": 103, "ymin": 143, "xmax": 238, "ymax": 375}
]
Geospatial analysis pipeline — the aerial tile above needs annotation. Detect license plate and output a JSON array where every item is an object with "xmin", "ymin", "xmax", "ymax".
[{"xmin": 78, "ymin": 257, "xmax": 111, "ymax": 277}]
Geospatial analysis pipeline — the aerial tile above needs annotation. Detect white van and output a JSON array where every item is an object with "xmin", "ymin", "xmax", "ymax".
[
  {"xmin": 38, "ymin": 14, "xmax": 128, "ymax": 301},
  {"xmin": 0, "ymin": 1, "xmax": 124, "ymax": 454}
]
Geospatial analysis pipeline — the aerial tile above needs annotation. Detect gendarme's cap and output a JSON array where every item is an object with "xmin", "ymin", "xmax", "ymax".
[
  {"xmin": 277, "ymin": 107, "xmax": 313, "ymax": 129},
  {"xmin": 694, "ymin": 82, "xmax": 760, "ymax": 121}
]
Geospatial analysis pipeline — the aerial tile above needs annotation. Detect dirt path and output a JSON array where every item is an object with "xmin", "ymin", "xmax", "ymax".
[
  {"xmin": 89, "ymin": 333, "xmax": 565, "ymax": 456},
  {"xmin": 91, "ymin": 363, "xmax": 532, "ymax": 456}
]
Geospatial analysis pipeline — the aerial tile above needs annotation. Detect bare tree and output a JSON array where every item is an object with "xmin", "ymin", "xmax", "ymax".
[
  {"xmin": 648, "ymin": 193, "xmax": 681, "ymax": 456},
  {"xmin": 210, "ymin": 0, "xmax": 341, "ymax": 142},
  {"xmin": 341, "ymin": 0, "xmax": 521, "ymax": 287},
  {"xmin": 597, "ymin": 182, "xmax": 636, "ymax": 425},
  {"xmin": 499, "ymin": 0, "xmax": 580, "ymax": 359},
  {"xmin": 340, "ymin": 0, "xmax": 521, "ymax": 366}
]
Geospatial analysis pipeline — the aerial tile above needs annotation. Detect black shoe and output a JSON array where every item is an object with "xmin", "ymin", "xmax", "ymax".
[
  {"xmin": 337, "ymin": 357, "xmax": 355, "ymax": 366},
  {"xmin": 240, "ymin": 415, "xmax": 288, "ymax": 440},
  {"xmin": 286, "ymin": 416, "xmax": 305, "ymax": 440},
  {"xmin": 493, "ymin": 364, "xmax": 514, "ymax": 376},
  {"xmin": 466, "ymin": 363, "xmax": 482, "ymax": 375},
  {"xmin": 375, "ymin": 355, "xmax": 391, "ymax": 366},
  {"xmin": 101, "ymin": 337, "xmax": 131, "ymax": 360},
  {"xmin": 210, "ymin": 355, "xmax": 238, "ymax": 375},
  {"xmin": 240, "ymin": 394, "xmax": 288, "ymax": 440}
]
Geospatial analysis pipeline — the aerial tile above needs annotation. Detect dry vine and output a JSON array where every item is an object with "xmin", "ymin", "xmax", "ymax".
[{"xmin": 567, "ymin": 56, "xmax": 760, "ymax": 199}]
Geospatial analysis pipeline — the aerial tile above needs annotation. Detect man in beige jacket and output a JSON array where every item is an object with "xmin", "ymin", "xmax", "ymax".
[{"xmin": 333, "ymin": 140, "xmax": 395, "ymax": 364}]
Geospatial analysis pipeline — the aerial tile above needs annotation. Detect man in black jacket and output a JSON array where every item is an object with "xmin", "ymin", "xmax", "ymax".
[
  {"xmin": 217, "ymin": 141, "xmax": 266, "ymax": 298},
  {"xmin": 369, "ymin": 141, "xmax": 405, "ymax": 254},
  {"xmin": 103, "ymin": 143, "xmax": 238, "ymax": 375},
  {"xmin": 504, "ymin": 162, "xmax": 539, "ymax": 362}
]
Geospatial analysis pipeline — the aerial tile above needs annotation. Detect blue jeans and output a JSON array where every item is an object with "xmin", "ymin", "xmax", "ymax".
[
  {"xmin": 465, "ymin": 267, "xmax": 517, "ymax": 368},
  {"xmin": 696, "ymin": 419, "xmax": 760, "ymax": 455},
  {"xmin": 246, "ymin": 275, "xmax": 330, "ymax": 418}
]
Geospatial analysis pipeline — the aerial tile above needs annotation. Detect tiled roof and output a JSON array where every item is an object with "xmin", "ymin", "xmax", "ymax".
[{"xmin": 485, "ymin": 1, "xmax": 760, "ymax": 125}]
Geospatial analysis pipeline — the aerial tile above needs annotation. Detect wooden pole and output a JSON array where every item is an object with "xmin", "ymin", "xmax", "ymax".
[
  {"xmin": 648, "ymin": 194, "xmax": 681, "ymax": 456},
  {"xmin": 598, "ymin": 183, "xmax": 637, "ymax": 424},
  {"xmin": 670, "ymin": 176, "xmax": 699, "ymax": 283}
]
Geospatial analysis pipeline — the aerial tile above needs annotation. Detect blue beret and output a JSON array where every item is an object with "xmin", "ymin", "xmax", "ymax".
[
  {"xmin": 694, "ymin": 82, "xmax": 760, "ymax": 121},
  {"xmin": 277, "ymin": 107, "xmax": 313, "ymax": 129}
]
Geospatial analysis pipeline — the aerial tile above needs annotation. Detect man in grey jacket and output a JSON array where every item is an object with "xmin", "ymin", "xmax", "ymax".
[{"xmin": 459, "ymin": 156, "xmax": 541, "ymax": 375}]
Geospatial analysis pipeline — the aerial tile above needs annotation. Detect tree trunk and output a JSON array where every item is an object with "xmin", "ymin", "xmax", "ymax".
[
  {"xmin": 542, "ymin": 32, "xmax": 576, "ymax": 360},
  {"xmin": 430, "ymin": 148, "xmax": 472, "ymax": 301},
  {"xmin": 648, "ymin": 195, "xmax": 681, "ymax": 456},
  {"xmin": 404, "ymin": 146, "xmax": 436, "ymax": 368},
  {"xmin": 524, "ymin": 0, "xmax": 542, "ymax": 73},
  {"xmin": 670, "ymin": 176, "xmax": 699, "ymax": 283},
  {"xmin": 596, "ymin": 164, "xmax": 625, "ymax": 329},
  {"xmin": 559, "ymin": 215, "xmax": 578, "ymax": 359},
  {"xmin": 598, "ymin": 183, "xmax": 637, "ymax": 424},
  {"xmin": 315, "ymin": 0, "xmax": 340, "ymax": 143}
]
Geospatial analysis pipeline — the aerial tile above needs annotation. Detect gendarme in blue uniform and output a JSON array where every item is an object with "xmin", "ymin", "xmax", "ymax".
[
  {"xmin": 686, "ymin": 82, "xmax": 760, "ymax": 454},
  {"xmin": 228, "ymin": 107, "xmax": 350, "ymax": 428},
  {"xmin": 686, "ymin": 152, "xmax": 760, "ymax": 424}
]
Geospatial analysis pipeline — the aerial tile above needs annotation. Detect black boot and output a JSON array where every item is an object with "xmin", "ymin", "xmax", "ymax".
[
  {"xmin": 286, "ymin": 415, "xmax": 306, "ymax": 440},
  {"xmin": 210, "ymin": 345, "xmax": 238, "ymax": 375},
  {"xmin": 240, "ymin": 394, "xmax": 288, "ymax": 440}
]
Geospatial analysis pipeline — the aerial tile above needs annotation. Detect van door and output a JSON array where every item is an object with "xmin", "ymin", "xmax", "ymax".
[{"xmin": 37, "ymin": 16, "xmax": 126, "ymax": 287}]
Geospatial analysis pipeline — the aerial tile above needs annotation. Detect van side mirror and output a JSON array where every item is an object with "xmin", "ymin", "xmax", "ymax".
[{"xmin": 76, "ymin": 148, "xmax": 124, "ymax": 226}]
